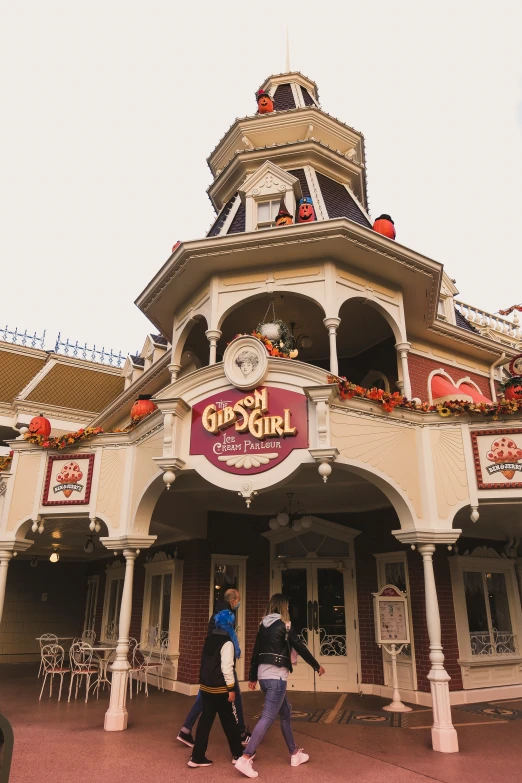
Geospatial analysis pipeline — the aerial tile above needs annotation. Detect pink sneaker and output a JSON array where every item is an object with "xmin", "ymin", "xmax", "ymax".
[
  {"xmin": 235, "ymin": 755, "xmax": 259, "ymax": 778},
  {"xmin": 291, "ymin": 749, "xmax": 309, "ymax": 767}
]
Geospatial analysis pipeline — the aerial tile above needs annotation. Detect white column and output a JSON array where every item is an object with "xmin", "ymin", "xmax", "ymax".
[
  {"xmin": 168, "ymin": 363, "xmax": 182, "ymax": 383},
  {"xmin": 104, "ymin": 549, "xmax": 138, "ymax": 731},
  {"xmin": 395, "ymin": 341, "xmax": 412, "ymax": 399},
  {"xmin": 0, "ymin": 551, "xmax": 13, "ymax": 626},
  {"xmin": 323, "ymin": 317, "xmax": 341, "ymax": 376},
  {"xmin": 417, "ymin": 544, "xmax": 459, "ymax": 753},
  {"xmin": 205, "ymin": 330, "xmax": 222, "ymax": 366}
]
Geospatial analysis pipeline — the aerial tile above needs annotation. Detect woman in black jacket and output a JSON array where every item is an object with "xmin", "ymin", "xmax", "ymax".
[{"xmin": 234, "ymin": 594, "xmax": 325, "ymax": 779}]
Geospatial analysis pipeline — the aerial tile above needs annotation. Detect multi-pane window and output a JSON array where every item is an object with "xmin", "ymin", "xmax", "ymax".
[
  {"xmin": 102, "ymin": 573, "xmax": 124, "ymax": 641},
  {"xmin": 464, "ymin": 570, "xmax": 517, "ymax": 656},
  {"xmin": 256, "ymin": 200, "xmax": 281, "ymax": 229},
  {"xmin": 146, "ymin": 572, "xmax": 173, "ymax": 648}
]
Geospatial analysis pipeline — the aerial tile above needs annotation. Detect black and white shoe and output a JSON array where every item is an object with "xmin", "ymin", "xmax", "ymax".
[
  {"xmin": 177, "ymin": 730, "xmax": 195, "ymax": 748},
  {"xmin": 241, "ymin": 729, "xmax": 252, "ymax": 747},
  {"xmin": 188, "ymin": 756, "xmax": 213, "ymax": 767}
]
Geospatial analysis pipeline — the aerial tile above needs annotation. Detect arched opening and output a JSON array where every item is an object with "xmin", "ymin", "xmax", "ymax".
[
  {"xmin": 218, "ymin": 293, "xmax": 328, "ymax": 368},
  {"xmin": 337, "ymin": 299, "xmax": 398, "ymax": 390},
  {"xmin": 173, "ymin": 315, "xmax": 209, "ymax": 376}
]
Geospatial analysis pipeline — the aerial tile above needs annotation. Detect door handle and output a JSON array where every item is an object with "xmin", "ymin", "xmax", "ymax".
[
  {"xmin": 307, "ymin": 600, "xmax": 313, "ymax": 631},
  {"xmin": 312, "ymin": 600, "xmax": 319, "ymax": 632}
]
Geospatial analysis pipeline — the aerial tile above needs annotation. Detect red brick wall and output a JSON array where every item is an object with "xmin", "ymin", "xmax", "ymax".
[
  {"xmin": 177, "ymin": 540, "xmax": 212, "ymax": 683},
  {"xmin": 408, "ymin": 353, "xmax": 491, "ymax": 401}
]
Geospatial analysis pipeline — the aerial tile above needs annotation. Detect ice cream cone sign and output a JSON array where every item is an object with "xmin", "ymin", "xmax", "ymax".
[
  {"xmin": 486, "ymin": 437, "xmax": 522, "ymax": 480},
  {"xmin": 56, "ymin": 461, "xmax": 83, "ymax": 497}
]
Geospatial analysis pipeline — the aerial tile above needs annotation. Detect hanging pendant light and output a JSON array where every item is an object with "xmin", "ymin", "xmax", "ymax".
[
  {"xmin": 271, "ymin": 494, "xmax": 312, "ymax": 531},
  {"xmin": 84, "ymin": 537, "xmax": 95, "ymax": 554},
  {"xmin": 49, "ymin": 546, "xmax": 60, "ymax": 563}
]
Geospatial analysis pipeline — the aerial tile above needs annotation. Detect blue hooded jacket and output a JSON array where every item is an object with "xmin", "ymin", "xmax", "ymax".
[{"xmin": 214, "ymin": 609, "xmax": 241, "ymax": 659}]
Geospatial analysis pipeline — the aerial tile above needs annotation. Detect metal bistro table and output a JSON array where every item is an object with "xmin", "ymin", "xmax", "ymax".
[{"xmin": 90, "ymin": 644, "xmax": 118, "ymax": 690}]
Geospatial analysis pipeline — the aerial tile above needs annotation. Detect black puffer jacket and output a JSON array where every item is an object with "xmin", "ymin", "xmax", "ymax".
[{"xmin": 249, "ymin": 617, "xmax": 320, "ymax": 682}]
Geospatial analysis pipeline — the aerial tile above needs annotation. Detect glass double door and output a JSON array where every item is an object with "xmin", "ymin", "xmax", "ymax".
[{"xmin": 275, "ymin": 560, "xmax": 358, "ymax": 692}]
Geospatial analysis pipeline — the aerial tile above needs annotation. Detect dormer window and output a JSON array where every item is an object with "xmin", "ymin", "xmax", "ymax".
[{"xmin": 256, "ymin": 199, "xmax": 282, "ymax": 229}]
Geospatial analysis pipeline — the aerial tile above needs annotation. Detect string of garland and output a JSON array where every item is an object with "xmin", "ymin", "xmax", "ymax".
[
  {"xmin": 19, "ymin": 411, "xmax": 153, "ymax": 451},
  {"xmin": 0, "ymin": 454, "xmax": 12, "ymax": 471},
  {"xmin": 254, "ymin": 321, "xmax": 295, "ymax": 356},
  {"xmin": 233, "ymin": 332, "xmax": 297, "ymax": 359},
  {"xmin": 329, "ymin": 375, "xmax": 522, "ymax": 419}
]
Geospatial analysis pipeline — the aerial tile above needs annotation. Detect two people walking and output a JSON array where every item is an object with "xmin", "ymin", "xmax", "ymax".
[{"xmin": 186, "ymin": 592, "xmax": 324, "ymax": 778}]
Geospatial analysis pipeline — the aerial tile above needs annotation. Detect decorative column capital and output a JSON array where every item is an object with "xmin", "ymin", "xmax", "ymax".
[
  {"xmin": 205, "ymin": 329, "xmax": 222, "ymax": 342},
  {"xmin": 323, "ymin": 317, "xmax": 341, "ymax": 332},
  {"xmin": 168, "ymin": 363, "xmax": 182, "ymax": 383},
  {"xmin": 395, "ymin": 341, "xmax": 411, "ymax": 353},
  {"xmin": 0, "ymin": 539, "xmax": 33, "ymax": 555},
  {"xmin": 392, "ymin": 529, "xmax": 462, "ymax": 546},
  {"xmin": 100, "ymin": 535, "xmax": 157, "ymax": 552}
]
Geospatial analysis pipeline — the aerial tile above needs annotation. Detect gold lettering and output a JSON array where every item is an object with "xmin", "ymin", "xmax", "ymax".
[
  {"xmin": 243, "ymin": 395, "xmax": 255, "ymax": 409},
  {"xmin": 283, "ymin": 409, "xmax": 297, "ymax": 436},
  {"xmin": 248, "ymin": 408, "xmax": 265, "ymax": 439},
  {"xmin": 233, "ymin": 403, "xmax": 249, "ymax": 432},
  {"xmin": 202, "ymin": 404, "xmax": 218, "ymax": 434},
  {"xmin": 272, "ymin": 415, "xmax": 284, "ymax": 436},
  {"xmin": 254, "ymin": 388, "xmax": 268, "ymax": 412},
  {"xmin": 217, "ymin": 406, "xmax": 236, "ymax": 431}
]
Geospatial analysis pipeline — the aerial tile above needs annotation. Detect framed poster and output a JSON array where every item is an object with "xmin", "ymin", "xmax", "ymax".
[
  {"xmin": 372, "ymin": 585, "xmax": 410, "ymax": 646},
  {"xmin": 471, "ymin": 428, "xmax": 522, "ymax": 490},
  {"xmin": 42, "ymin": 453, "xmax": 95, "ymax": 506}
]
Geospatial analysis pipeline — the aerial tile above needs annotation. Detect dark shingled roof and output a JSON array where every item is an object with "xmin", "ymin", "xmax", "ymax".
[
  {"xmin": 151, "ymin": 334, "xmax": 168, "ymax": 346},
  {"xmin": 227, "ymin": 201, "xmax": 246, "ymax": 234},
  {"xmin": 272, "ymin": 84, "xmax": 296, "ymax": 112},
  {"xmin": 315, "ymin": 171, "xmax": 371, "ymax": 228},
  {"xmin": 207, "ymin": 194, "xmax": 237, "ymax": 237},
  {"xmin": 301, "ymin": 87, "xmax": 315, "ymax": 106},
  {"xmin": 288, "ymin": 168, "xmax": 311, "ymax": 199},
  {"xmin": 454, "ymin": 307, "xmax": 479, "ymax": 333},
  {"xmin": 130, "ymin": 355, "xmax": 145, "ymax": 366}
]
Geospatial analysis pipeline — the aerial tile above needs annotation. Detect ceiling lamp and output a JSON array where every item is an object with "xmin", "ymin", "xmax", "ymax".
[
  {"xmin": 49, "ymin": 546, "xmax": 60, "ymax": 563},
  {"xmin": 289, "ymin": 322, "xmax": 312, "ymax": 351},
  {"xmin": 269, "ymin": 493, "xmax": 313, "ymax": 532},
  {"xmin": 84, "ymin": 536, "xmax": 95, "ymax": 554}
]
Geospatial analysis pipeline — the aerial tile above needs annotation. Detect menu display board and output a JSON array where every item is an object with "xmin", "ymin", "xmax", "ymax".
[{"xmin": 372, "ymin": 585, "xmax": 410, "ymax": 646}]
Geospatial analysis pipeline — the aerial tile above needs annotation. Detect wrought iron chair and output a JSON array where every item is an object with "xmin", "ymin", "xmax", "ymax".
[
  {"xmin": 39, "ymin": 644, "xmax": 69, "ymax": 701},
  {"xmin": 68, "ymin": 642, "xmax": 99, "ymax": 703},
  {"xmin": 81, "ymin": 629, "xmax": 96, "ymax": 646},
  {"xmin": 127, "ymin": 637, "xmax": 141, "ymax": 699},
  {"xmin": 37, "ymin": 634, "xmax": 58, "ymax": 677},
  {"xmin": 133, "ymin": 636, "xmax": 169, "ymax": 695}
]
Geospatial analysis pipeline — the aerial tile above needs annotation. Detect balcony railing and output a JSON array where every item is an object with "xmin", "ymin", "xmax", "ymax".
[
  {"xmin": 469, "ymin": 629, "xmax": 518, "ymax": 656},
  {"xmin": 54, "ymin": 334, "xmax": 125, "ymax": 368},
  {"xmin": 455, "ymin": 300, "xmax": 522, "ymax": 346},
  {"xmin": 1, "ymin": 326, "xmax": 46, "ymax": 349}
]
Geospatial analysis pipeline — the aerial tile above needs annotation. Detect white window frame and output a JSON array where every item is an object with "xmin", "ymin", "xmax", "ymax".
[
  {"xmin": 374, "ymin": 551, "xmax": 417, "ymax": 690},
  {"xmin": 83, "ymin": 575, "xmax": 99, "ymax": 633},
  {"xmin": 361, "ymin": 370, "xmax": 390, "ymax": 393},
  {"xmin": 210, "ymin": 555, "xmax": 248, "ymax": 680},
  {"xmin": 256, "ymin": 198, "xmax": 283, "ymax": 230},
  {"xmin": 449, "ymin": 555, "xmax": 522, "ymax": 666},
  {"xmin": 101, "ymin": 562, "xmax": 125, "ymax": 642},
  {"xmin": 140, "ymin": 556, "xmax": 184, "ymax": 660}
]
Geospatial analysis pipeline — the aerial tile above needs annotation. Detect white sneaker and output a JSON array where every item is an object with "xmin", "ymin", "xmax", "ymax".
[
  {"xmin": 234, "ymin": 755, "xmax": 259, "ymax": 778},
  {"xmin": 291, "ymin": 749, "xmax": 309, "ymax": 767}
]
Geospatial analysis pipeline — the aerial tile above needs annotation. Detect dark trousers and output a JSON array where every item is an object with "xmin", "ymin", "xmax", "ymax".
[{"xmin": 192, "ymin": 691, "xmax": 244, "ymax": 762}]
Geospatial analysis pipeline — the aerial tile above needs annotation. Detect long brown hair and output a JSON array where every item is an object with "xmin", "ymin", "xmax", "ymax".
[{"xmin": 265, "ymin": 593, "xmax": 290, "ymax": 623}]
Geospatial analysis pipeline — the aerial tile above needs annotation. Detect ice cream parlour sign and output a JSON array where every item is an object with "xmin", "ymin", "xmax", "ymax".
[
  {"xmin": 42, "ymin": 453, "xmax": 95, "ymax": 506},
  {"xmin": 190, "ymin": 386, "xmax": 308, "ymax": 474},
  {"xmin": 471, "ymin": 429, "xmax": 522, "ymax": 489}
]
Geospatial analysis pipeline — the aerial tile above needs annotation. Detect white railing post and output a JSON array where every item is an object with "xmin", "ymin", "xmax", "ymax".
[
  {"xmin": 323, "ymin": 317, "xmax": 341, "ymax": 376},
  {"xmin": 205, "ymin": 330, "xmax": 222, "ymax": 366},
  {"xmin": 395, "ymin": 341, "xmax": 412, "ymax": 399},
  {"xmin": 417, "ymin": 544, "xmax": 459, "ymax": 753}
]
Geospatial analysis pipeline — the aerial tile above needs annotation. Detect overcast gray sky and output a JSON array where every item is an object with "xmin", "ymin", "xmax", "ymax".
[{"xmin": 1, "ymin": 1, "xmax": 521, "ymax": 357}]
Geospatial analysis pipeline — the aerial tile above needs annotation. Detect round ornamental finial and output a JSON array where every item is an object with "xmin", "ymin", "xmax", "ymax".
[
  {"xmin": 372, "ymin": 215, "xmax": 396, "ymax": 240},
  {"xmin": 256, "ymin": 88, "xmax": 274, "ymax": 114}
]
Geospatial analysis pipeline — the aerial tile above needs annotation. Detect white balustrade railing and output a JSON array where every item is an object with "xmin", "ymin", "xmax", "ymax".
[
  {"xmin": 455, "ymin": 300, "xmax": 522, "ymax": 344},
  {"xmin": 469, "ymin": 629, "xmax": 518, "ymax": 656}
]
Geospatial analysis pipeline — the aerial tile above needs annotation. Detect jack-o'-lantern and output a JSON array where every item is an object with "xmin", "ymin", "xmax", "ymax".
[
  {"xmin": 297, "ymin": 197, "xmax": 316, "ymax": 223},
  {"xmin": 131, "ymin": 394, "xmax": 158, "ymax": 420},
  {"xmin": 28, "ymin": 413, "xmax": 51, "ymax": 436},
  {"xmin": 275, "ymin": 196, "xmax": 293, "ymax": 226},
  {"xmin": 503, "ymin": 378, "xmax": 522, "ymax": 402},
  {"xmin": 256, "ymin": 88, "xmax": 274, "ymax": 114},
  {"xmin": 372, "ymin": 214, "xmax": 396, "ymax": 240}
]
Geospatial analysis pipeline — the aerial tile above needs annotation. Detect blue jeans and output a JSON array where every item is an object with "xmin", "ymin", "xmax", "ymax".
[
  {"xmin": 183, "ymin": 672, "xmax": 245, "ymax": 734},
  {"xmin": 245, "ymin": 678, "xmax": 297, "ymax": 757}
]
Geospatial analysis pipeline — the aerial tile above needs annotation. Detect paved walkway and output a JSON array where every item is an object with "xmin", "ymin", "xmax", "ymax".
[{"xmin": 1, "ymin": 665, "xmax": 520, "ymax": 782}]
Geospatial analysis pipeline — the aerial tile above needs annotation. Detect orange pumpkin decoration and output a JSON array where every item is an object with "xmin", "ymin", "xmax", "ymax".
[
  {"xmin": 297, "ymin": 197, "xmax": 316, "ymax": 223},
  {"xmin": 275, "ymin": 196, "xmax": 293, "ymax": 226},
  {"xmin": 256, "ymin": 88, "xmax": 274, "ymax": 114},
  {"xmin": 504, "ymin": 381, "xmax": 522, "ymax": 401},
  {"xmin": 131, "ymin": 395, "xmax": 158, "ymax": 420},
  {"xmin": 373, "ymin": 214, "xmax": 396, "ymax": 240},
  {"xmin": 28, "ymin": 413, "xmax": 51, "ymax": 436}
]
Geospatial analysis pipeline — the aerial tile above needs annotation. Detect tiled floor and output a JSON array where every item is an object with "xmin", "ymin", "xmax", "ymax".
[{"xmin": 1, "ymin": 665, "xmax": 521, "ymax": 782}]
